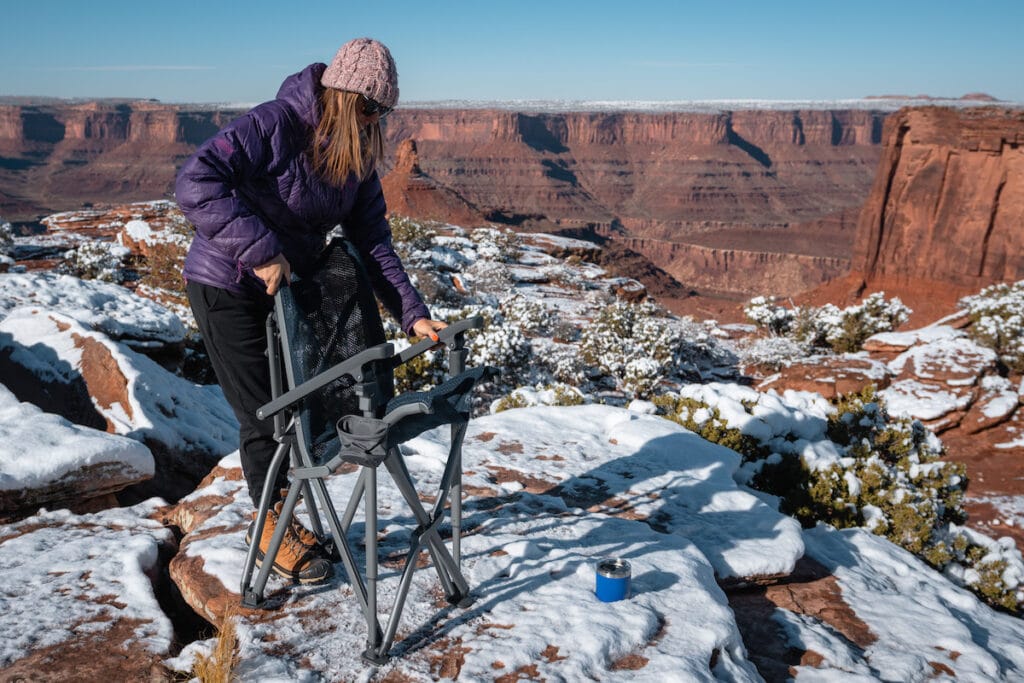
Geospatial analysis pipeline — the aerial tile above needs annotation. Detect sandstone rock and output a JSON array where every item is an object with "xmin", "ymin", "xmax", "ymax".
[
  {"xmin": 3, "ymin": 102, "xmax": 885, "ymax": 311},
  {"xmin": 0, "ymin": 501, "xmax": 177, "ymax": 679},
  {"xmin": 757, "ymin": 355, "xmax": 891, "ymax": 400},
  {"xmin": 0, "ymin": 270, "xmax": 186, "ymax": 350},
  {"xmin": 0, "ymin": 308, "xmax": 237, "ymax": 502},
  {"xmin": 728, "ymin": 557, "xmax": 876, "ymax": 681},
  {"xmin": 839, "ymin": 107, "xmax": 1024, "ymax": 322},
  {"xmin": 381, "ymin": 138, "xmax": 485, "ymax": 227},
  {"xmin": 0, "ymin": 382, "xmax": 152, "ymax": 520}
]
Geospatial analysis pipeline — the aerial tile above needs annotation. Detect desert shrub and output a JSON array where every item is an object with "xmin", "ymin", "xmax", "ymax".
[
  {"xmin": 135, "ymin": 213, "xmax": 193, "ymax": 294},
  {"xmin": 736, "ymin": 335, "xmax": 809, "ymax": 371},
  {"xmin": 822, "ymin": 292, "xmax": 911, "ymax": 353},
  {"xmin": 468, "ymin": 323, "xmax": 532, "ymax": 387},
  {"xmin": 464, "ymin": 259, "xmax": 514, "ymax": 298},
  {"xmin": 655, "ymin": 383, "xmax": 1021, "ymax": 614},
  {"xmin": 407, "ymin": 267, "xmax": 463, "ymax": 306},
  {"xmin": 0, "ymin": 220, "xmax": 14, "ymax": 255},
  {"xmin": 494, "ymin": 382, "xmax": 585, "ymax": 412},
  {"xmin": 959, "ymin": 280, "xmax": 1024, "ymax": 372},
  {"xmin": 499, "ymin": 292, "xmax": 553, "ymax": 336},
  {"xmin": 540, "ymin": 343, "xmax": 587, "ymax": 385},
  {"xmin": 653, "ymin": 394, "xmax": 768, "ymax": 462},
  {"xmin": 470, "ymin": 227, "xmax": 520, "ymax": 262},
  {"xmin": 389, "ymin": 215, "xmax": 439, "ymax": 262},
  {"xmin": 579, "ymin": 301, "xmax": 691, "ymax": 391},
  {"xmin": 745, "ymin": 292, "xmax": 911, "ymax": 353},
  {"xmin": 58, "ymin": 240, "xmax": 131, "ymax": 283},
  {"xmin": 744, "ymin": 296, "xmax": 796, "ymax": 335}
]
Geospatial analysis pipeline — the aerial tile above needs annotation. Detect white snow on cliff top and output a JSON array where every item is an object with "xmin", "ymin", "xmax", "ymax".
[{"xmin": 397, "ymin": 97, "xmax": 1023, "ymax": 113}]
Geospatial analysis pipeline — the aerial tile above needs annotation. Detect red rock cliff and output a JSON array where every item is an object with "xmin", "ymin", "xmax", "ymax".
[{"xmin": 816, "ymin": 107, "xmax": 1024, "ymax": 321}]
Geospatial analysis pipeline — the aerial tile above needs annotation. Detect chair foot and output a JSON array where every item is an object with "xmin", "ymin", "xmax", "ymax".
[
  {"xmin": 361, "ymin": 648, "xmax": 389, "ymax": 666},
  {"xmin": 447, "ymin": 590, "xmax": 474, "ymax": 608},
  {"xmin": 240, "ymin": 590, "xmax": 265, "ymax": 610},
  {"xmin": 321, "ymin": 538, "xmax": 342, "ymax": 562}
]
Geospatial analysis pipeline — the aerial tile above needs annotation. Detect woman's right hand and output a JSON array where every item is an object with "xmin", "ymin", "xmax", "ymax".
[{"xmin": 253, "ymin": 253, "xmax": 292, "ymax": 295}]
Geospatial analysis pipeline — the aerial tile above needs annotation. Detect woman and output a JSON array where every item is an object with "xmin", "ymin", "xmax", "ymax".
[{"xmin": 175, "ymin": 38, "xmax": 445, "ymax": 584}]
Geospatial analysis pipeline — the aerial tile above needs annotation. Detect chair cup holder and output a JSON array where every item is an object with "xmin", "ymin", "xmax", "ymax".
[{"xmin": 337, "ymin": 415, "xmax": 390, "ymax": 467}]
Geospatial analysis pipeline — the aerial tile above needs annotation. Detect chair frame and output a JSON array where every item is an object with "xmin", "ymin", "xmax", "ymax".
[{"xmin": 239, "ymin": 293, "xmax": 483, "ymax": 663}]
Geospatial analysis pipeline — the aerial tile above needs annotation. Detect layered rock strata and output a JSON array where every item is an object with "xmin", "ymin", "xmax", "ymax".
[
  {"xmin": 809, "ymin": 106, "xmax": 1024, "ymax": 322},
  {"xmin": 1, "ymin": 101, "xmax": 885, "ymax": 306}
]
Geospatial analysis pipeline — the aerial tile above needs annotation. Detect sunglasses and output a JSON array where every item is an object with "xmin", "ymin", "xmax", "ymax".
[{"xmin": 361, "ymin": 96, "xmax": 393, "ymax": 119}]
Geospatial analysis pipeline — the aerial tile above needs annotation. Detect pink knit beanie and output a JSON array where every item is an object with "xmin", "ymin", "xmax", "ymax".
[{"xmin": 321, "ymin": 38, "xmax": 399, "ymax": 109}]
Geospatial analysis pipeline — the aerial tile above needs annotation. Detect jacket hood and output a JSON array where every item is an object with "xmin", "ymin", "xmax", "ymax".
[{"xmin": 275, "ymin": 63, "xmax": 327, "ymax": 128}]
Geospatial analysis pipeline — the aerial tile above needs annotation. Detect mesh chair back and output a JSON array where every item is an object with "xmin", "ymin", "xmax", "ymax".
[{"xmin": 278, "ymin": 238, "xmax": 393, "ymax": 464}]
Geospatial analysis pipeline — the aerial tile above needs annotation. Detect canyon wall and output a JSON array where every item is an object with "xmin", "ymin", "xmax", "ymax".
[
  {"xmin": 384, "ymin": 108, "xmax": 884, "ymax": 239},
  {"xmin": 808, "ymin": 106, "xmax": 1024, "ymax": 322},
  {"xmin": 0, "ymin": 102, "xmax": 237, "ymax": 219},
  {"xmin": 0, "ymin": 100, "xmax": 888, "ymax": 310}
]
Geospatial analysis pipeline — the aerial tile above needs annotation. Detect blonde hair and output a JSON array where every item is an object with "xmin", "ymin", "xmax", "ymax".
[{"xmin": 310, "ymin": 89, "xmax": 384, "ymax": 186}]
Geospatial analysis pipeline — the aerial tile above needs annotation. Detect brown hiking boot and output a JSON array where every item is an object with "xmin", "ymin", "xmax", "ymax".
[
  {"xmin": 247, "ymin": 505, "xmax": 333, "ymax": 584},
  {"xmin": 245, "ymin": 497, "xmax": 333, "ymax": 557}
]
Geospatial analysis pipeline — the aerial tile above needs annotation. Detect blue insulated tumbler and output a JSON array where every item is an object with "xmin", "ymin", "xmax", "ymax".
[{"xmin": 595, "ymin": 558, "xmax": 631, "ymax": 602}]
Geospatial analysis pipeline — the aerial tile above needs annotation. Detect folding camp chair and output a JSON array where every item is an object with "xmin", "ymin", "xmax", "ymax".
[{"xmin": 238, "ymin": 238, "xmax": 490, "ymax": 663}]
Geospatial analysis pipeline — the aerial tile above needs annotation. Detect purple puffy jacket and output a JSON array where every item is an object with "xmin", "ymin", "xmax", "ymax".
[{"xmin": 175, "ymin": 63, "xmax": 429, "ymax": 334}]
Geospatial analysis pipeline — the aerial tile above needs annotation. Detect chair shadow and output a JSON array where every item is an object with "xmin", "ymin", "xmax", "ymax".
[{"xmin": 370, "ymin": 429, "xmax": 797, "ymax": 656}]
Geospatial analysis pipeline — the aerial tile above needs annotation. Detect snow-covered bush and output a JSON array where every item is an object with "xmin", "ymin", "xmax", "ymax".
[
  {"xmin": 464, "ymin": 260, "xmax": 514, "ymax": 299},
  {"xmin": 0, "ymin": 219, "xmax": 14, "ymax": 252},
  {"xmin": 811, "ymin": 293, "xmax": 912, "ymax": 353},
  {"xmin": 58, "ymin": 240, "xmax": 131, "ymax": 283},
  {"xmin": 655, "ymin": 385, "xmax": 1021, "ymax": 614},
  {"xmin": 389, "ymin": 215, "xmax": 439, "ymax": 260},
  {"xmin": 493, "ymin": 383, "xmax": 585, "ymax": 413},
  {"xmin": 392, "ymin": 347, "xmax": 447, "ymax": 394},
  {"xmin": 959, "ymin": 280, "xmax": 1024, "ymax": 371},
  {"xmin": 746, "ymin": 292, "xmax": 911, "ymax": 353},
  {"xmin": 736, "ymin": 335, "xmax": 809, "ymax": 371},
  {"xmin": 744, "ymin": 296, "xmax": 795, "ymax": 335},
  {"xmin": 468, "ymin": 323, "xmax": 532, "ymax": 388},
  {"xmin": 540, "ymin": 343, "xmax": 587, "ymax": 386},
  {"xmin": 469, "ymin": 227, "xmax": 520, "ymax": 262},
  {"xmin": 0, "ymin": 220, "xmax": 14, "ymax": 268},
  {"xmin": 499, "ymin": 292, "xmax": 553, "ymax": 336},
  {"xmin": 579, "ymin": 301, "xmax": 692, "ymax": 392}
]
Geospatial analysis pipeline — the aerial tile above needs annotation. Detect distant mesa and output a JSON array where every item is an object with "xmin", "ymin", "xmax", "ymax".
[{"xmin": 864, "ymin": 92, "xmax": 1000, "ymax": 102}]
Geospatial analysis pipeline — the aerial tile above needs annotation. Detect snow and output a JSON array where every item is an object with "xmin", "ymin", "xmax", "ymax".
[
  {"xmin": 0, "ymin": 383, "xmax": 152, "ymax": 492},
  {"xmin": 0, "ymin": 500, "xmax": 175, "ymax": 667},
  {"xmin": 866, "ymin": 323, "xmax": 964, "ymax": 349},
  {"xmin": 0, "ymin": 307, "xmax": 237, "ymax": 456},
  {"xmin": 1, "ymin": 235, "xmax": 1024, "ymax": 678},
  {"xmin": 0, "ymin": 272, "xmax": 185, "ymax": 347},
  {"xmin": 800, "ymin": 526, "xmax": 1024, "ymax": 680},
  {"xmin": 399, "ymin": 98, "xmax": 1024, "ymax": 114},
  {"xmin": 158, "ymin": 401, "xmax": 1024, "ymax": 680},
  {"xmin": 881, "ymin": 378, "xmax": 970, "ymax": 421}
]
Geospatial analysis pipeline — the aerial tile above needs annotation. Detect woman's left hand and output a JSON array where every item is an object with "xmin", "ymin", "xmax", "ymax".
[{"xmin": 412, "ymin": 318, "xmax": 447, "ymax": 342}]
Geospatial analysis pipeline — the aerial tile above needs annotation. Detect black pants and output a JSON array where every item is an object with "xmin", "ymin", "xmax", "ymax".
[{"xmin": 187, "ymin": 280, "xmax": 287, "ymax": 507}]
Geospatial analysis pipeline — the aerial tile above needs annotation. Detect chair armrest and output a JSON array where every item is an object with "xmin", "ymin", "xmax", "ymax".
[
  {"xmin": 395, "ymin": 316, "xmax": 484, "ymax": 366},
  {"xmin": 257, "ymin": 342, "xmax": 395, "ymax": 420}
]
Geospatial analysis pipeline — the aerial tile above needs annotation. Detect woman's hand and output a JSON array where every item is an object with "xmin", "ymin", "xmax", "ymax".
[
  {"xmin": 254, "ymin": 254, "xmax": 292, "ymax": 296},
  {"xmin": 412, "ymin": 318, "xmax": 447, "ymax": 343}
]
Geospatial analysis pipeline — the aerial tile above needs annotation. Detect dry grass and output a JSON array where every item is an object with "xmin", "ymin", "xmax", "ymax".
[{"xmin": 192, "ymin": 606, "xmax": 240, "ymax": 683}]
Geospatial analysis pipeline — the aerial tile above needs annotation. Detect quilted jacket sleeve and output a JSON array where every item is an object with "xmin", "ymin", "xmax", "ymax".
[
  {"xmin": 174, "ymin": 105, "xmax": 288, "ymax": 270},
  {"xmin": 344, "ymin": 171, "xmax": 430, "ymax": 334}
]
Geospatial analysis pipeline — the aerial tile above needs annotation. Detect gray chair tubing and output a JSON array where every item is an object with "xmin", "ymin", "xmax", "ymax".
[{"xmin": 240, "ymin": 310, "xmax": 484, "ymax": 664}]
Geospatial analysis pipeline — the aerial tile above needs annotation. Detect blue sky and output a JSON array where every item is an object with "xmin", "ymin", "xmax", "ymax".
[{"xmin": 2, "ymin": 0, "xmax": 1022, "ymax": 104}]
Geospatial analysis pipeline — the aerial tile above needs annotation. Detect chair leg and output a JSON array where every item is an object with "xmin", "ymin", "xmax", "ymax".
[
  {"xmin": 241, "ymin": 440, "xmax": 293, "ymax": 607},
  {"xmin": 383, "ymin": 446, "xmax": 470, "ymax": 601}
]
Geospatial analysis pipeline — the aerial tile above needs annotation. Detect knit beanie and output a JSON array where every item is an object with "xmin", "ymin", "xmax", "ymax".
[{"xmin": 321, "ymin": 38, "xmax": 399, "ymax": 109}]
